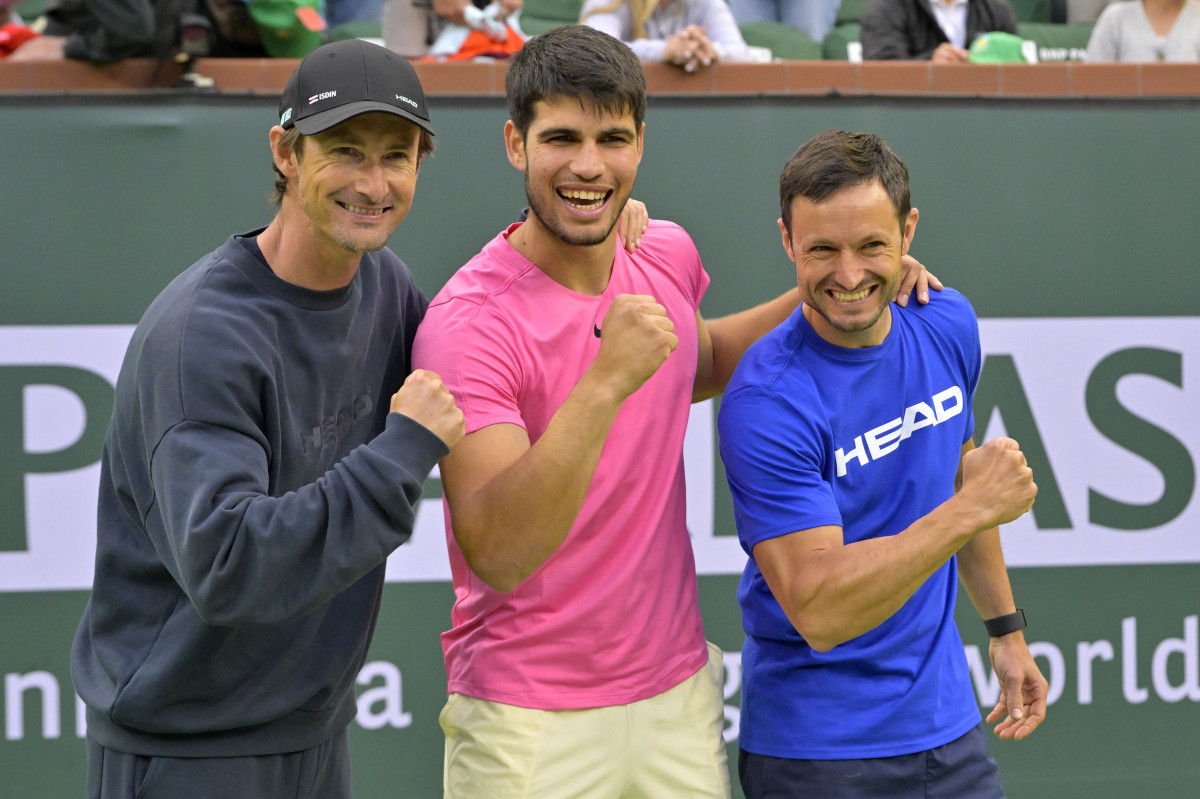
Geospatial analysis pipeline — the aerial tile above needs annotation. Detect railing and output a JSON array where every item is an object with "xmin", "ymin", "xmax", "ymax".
[{"xmin": 2, "ymin": 57, "xmax": 1199, "ymax": 97}]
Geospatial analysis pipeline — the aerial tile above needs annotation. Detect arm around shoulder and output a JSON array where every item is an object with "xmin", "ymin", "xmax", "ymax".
[{"xmin": 694, "ymin": 290, "xmax": 800, "ymax": 401}]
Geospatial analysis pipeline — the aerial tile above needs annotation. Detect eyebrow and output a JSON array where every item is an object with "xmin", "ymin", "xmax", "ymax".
[
  {"xmin": 535, "ymin": 126, "xmax": 636, "ymax": 140},
  {"xmin": 802, "ymin": 231, "xmax": 893, "ymax": 247}
]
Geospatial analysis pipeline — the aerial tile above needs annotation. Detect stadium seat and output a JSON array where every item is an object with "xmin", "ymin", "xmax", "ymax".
[
  {"xmin": 1017, "ymin": 21, "xmax": 1092, "ymax": 60},
  {"xmin": 1008, "ymin": 0, "xmax": 1051, "ymax": 22},
  {"xmin": 822, "ymin": 21, "xmax": 860, "ymax": 60},
  {"xmin": 519, "ymin": 0, "xmax": 582, "ymax": 35},
  {"xmin": 835, "ymin": 0, "xmax": 867, "ymax": 25},
  {"xmin": 739, "ymin": 20, "xmax": 822, "ymax": 59}
]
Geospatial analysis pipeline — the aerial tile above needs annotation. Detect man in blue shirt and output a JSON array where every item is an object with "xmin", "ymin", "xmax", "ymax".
[{"xmin": 718, "ymin": 129, "xmax": 1046, "ymax": 798}]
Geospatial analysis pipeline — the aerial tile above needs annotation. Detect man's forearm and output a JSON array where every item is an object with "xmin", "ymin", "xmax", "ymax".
[
  {"xmin": 957, "ymin": 527, "xmax": 1018, "ymax": 620},
  {"xmin": 776, "ymin": 493, "xmax": 991, "ymax": 651}
]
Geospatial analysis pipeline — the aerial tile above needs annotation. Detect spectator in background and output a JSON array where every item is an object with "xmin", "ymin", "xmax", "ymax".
[
  {"xmin": 580, "ymin": 0, "xmax": 751, "ymax": 72},
  {"xmin": 7, "ymin": 0, "xmax": 192, "ymax": 61},
  {"xmin": 1, "ymin": 0, "xmax": 41, "ymax": 57},
  {"xmin": 728, "ymin": 0, "xmax": 840, "ymax": 43},
  {"xmin": 430, "ymin": 0, "xmax": 520, "ymax": 27},
  {"xmin": 5, "ymin": 0, "xmax": 286, "ymax": 61},
  {"xmin": 1086, "ymin": 0, "xmax": 1200, "ymax": 60},
  {"xmin": 1068, "ymin": 0, "xmax": 1115, "ymax": 22},
  {"xmin": 383, "ymin": 0, "xmax": 522, "ymax": 58},
  {"xmin": 860, "ymin": 0, "xmax": 1018, "ymax": 62}
]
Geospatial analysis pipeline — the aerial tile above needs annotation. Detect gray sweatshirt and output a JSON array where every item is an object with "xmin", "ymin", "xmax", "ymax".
[{"xmin": 72, "ymin": 231, "xmax": 446, "ymax": 756}]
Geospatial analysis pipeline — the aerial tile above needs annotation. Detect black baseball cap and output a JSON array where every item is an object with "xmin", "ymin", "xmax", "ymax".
[{"xmin": 278, "ymin": 39, "xmax": 434, "ymax": 137}]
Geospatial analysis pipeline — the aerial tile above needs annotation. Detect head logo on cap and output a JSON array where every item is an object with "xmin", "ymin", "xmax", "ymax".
[{"xmin": 277, "ymin": 39, "xmax": 435, "ymax": 137}]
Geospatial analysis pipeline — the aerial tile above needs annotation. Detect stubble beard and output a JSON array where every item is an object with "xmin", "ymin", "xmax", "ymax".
[
  {"xmin": 809, "ymin": 274, "xmax": 900, "ymax": 335},
  {"xmin": 524, "ymin": 174, "xmax": 626, "ymax": 248},
  {"xmin": 302, "ymin": 194, "xmax": 397, "ymax": 255}
]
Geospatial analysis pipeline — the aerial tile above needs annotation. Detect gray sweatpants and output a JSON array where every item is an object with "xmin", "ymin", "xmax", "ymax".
[{"xmin": 86, "ymin": 729, "xmax": 351, "ymax": 799}]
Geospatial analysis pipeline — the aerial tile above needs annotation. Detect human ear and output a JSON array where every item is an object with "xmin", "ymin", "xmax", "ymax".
[
  {"xmin": 504, "ymin": 120, "xmax": 527, "ymax": 172},
  {"xmin": 777, "ymin": 217, "xmax": 797, "ymax": 264},
  {"xmin": 268, "ymin": 126, "xmax": 300, "ymax": 180}
]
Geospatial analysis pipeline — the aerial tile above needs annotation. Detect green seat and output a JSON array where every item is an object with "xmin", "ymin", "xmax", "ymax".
[
  {"xmin": 822, "ymin": 21, "xmax": 860, "ymax": 60},
  {"xmin": 739, "ymin": 20, "xmax": 822, "ymax": 59},
  {"xmin": 835, "ymin": 0, "xmax": 868, "ymax": 25},
  {"xmin": 329, "ymin": 20, "xmax": 384, "ymax": 40},
  {"xmin": 521, "ymin": 0, "xmax": 583, "ymax": 35},
  {"xmin": 1017, "ymin": 21, "xmax": 1092, "ymax": 60},
  {"xmin": 1008, "ymin": 0, "xmax": 1051, "ymax": 22},
  {"xmin": 11, "ymin": 0, "xmax": 47, "ymax": 21}
]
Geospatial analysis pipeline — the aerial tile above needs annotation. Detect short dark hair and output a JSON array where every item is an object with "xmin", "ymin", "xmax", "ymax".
[
  {"xmin": 505, "ymin": 25, "xmax": 646, "ymax": 139},
  {"xmin": 779, "ymin": 130, "xmax": 911, "ymax": 236}
]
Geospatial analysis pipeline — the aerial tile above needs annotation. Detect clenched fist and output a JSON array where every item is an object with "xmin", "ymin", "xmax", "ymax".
[
  {"xmin": 591, "ymin": 294, "xmax": 679, "ymax": 400},
  {"xmin": 389, "ymin": 369, "xmax": 465, "ymax": 449},
  {"xmin": 959, "ymin": 437, "xmax": 1037, "ymax": 530}
]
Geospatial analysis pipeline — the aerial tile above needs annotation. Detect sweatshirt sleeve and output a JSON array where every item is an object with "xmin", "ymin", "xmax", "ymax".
[{"xmin": 146, "ymin": 412, "xmax": 448, "ymax": 627}]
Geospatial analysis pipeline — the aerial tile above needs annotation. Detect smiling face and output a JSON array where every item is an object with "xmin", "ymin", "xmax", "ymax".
[
  {"xmin": 781, "ymin": 179, "xmax": 918, "ymax": 349},
  {"xmin": 506, "ymin": 98, "xmax": 643, "ymax": 251},
  {"xmin": 284, "ymin": 112, "xmax": 423, "ymax": 258}
]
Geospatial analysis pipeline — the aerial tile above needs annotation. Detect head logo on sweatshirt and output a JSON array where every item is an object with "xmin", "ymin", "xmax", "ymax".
[{"xmin": 301, "ymin": 391, "xmax": 374, "ymax": 454}]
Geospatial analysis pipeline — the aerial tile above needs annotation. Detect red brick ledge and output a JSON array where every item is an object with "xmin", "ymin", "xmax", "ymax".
[{"xmin": 2, "ymin": 57, "xmax": 1199, "ymax": 98}]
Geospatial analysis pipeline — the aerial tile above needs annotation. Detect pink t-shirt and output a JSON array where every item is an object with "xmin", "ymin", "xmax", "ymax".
[{"xmin": 413, "ymin": 220, "xmax": 711, "ymax": 710}]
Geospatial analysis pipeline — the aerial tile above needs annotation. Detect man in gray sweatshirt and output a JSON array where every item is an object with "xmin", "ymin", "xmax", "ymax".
[{"xmin": 71, "ymin": 39, "xmax": 464, "ymax": 799}]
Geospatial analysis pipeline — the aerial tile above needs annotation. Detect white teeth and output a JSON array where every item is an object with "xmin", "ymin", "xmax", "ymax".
[
  {"xmin": 343, "ymin": 203, "xmax": 385, "ymax": 216},
  {"xmin": 831, "ymin": 287, "xmax": 871, "ymax": 302}
]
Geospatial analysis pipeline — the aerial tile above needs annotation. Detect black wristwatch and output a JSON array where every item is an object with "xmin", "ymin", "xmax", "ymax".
[{"xmin": 984, "ymin": 608, "xmax": 1027, "ymax": 638}]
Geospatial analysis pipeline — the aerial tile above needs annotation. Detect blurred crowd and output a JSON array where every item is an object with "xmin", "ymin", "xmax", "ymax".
[{"xmin": 1, "ymin": 0, "xmax": 1196, "ymax": 70}]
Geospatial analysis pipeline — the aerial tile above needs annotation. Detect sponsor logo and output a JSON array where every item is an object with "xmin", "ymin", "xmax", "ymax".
[
  {"xmin": 0, "ymin": 319, "xmax": 1197, "ymax": 592},
  {"xmin": 593, "ymin": 324, "xmax": 602, "ymax": 338},
  {"xmin": 309, "ymin": 91, "xmax": 337, "ymax": 104},
  {"xmin": 395, "ymin": 94, "xmax": 418, "ymax": 108},
  {"xmin": 280, "ymin": 108, "xmax": 292, "ymax": 126},
  {"xmin": 300, "ymin": 393, "xmax": 374, "ymax": 454},
  {"xmin": 835, "ymin": 386, "xmax": 964, "ymax": 477}
]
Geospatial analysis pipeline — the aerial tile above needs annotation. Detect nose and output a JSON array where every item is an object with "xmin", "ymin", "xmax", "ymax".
[
  {"xmin": 831, "ymin": 253, "xmax": 868, "ymax": 289},
  {"xmin": 570, "ymin": 141, "xmax": 604, "ymax": 180},
  {"xmin": 355, "ymin": 160, "xmax": 388, "ymax": 203}
]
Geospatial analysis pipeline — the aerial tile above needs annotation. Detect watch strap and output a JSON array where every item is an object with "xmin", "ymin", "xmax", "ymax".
[{"xmin": 984, "ymin": 608, "xmax": 1027, "ymax": 637}]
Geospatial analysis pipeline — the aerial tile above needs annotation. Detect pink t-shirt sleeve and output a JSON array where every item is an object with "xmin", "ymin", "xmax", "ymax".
[{"xmin": 413, "ymin": 296, "xmax": 526, "ymax": 436}]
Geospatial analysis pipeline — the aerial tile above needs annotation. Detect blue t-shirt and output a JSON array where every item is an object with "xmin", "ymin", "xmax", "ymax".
[{"xmin": 717, "ymin": 288, "xmax": 982, "ymax": 760}]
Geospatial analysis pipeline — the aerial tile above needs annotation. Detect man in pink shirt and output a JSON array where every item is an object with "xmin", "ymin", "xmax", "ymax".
[{"xmin": 413, "ymin": 24, "xmax": 937, "ymax": 798}]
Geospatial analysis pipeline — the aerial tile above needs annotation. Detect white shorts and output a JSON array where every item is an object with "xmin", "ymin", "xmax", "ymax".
[{"xmin": 441, "ymin": 641, "xmax": 731, "ymax": 798}]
